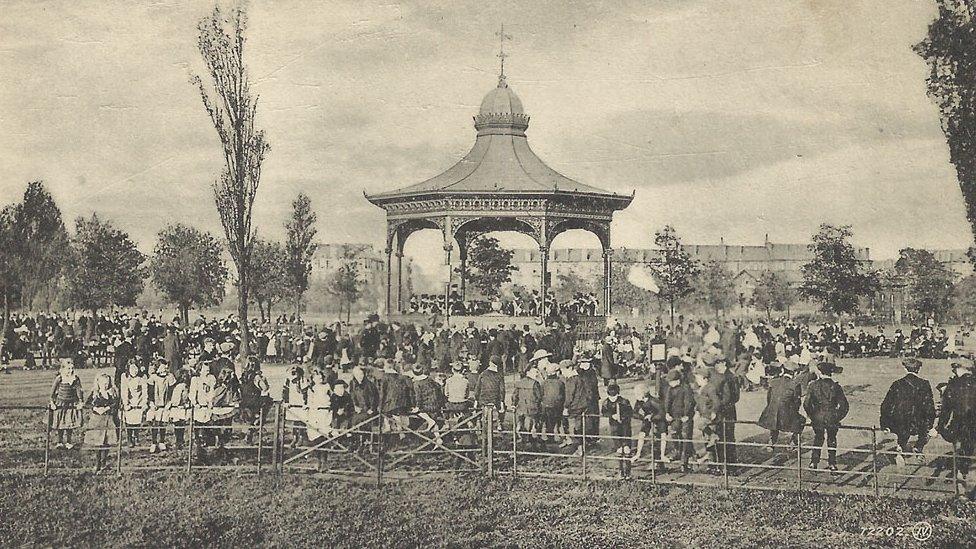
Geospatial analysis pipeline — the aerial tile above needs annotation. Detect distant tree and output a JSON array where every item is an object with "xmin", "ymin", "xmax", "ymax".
[
  {"xmin": 646, "ymin": 225, "xmax": 700, "ymax": 326},
  {"xmin": 248, "ymin": 240, "xmax": 289, "ymax": 322},
  {"xmin": 457, "ymin": 236, "xmax": 516, "ymax": 300},
  {"xmin": 895, "ymin": 247, "xmax": 957, "ymax": 322},
  {"xmin": 193, "ymin": 5, "xmax": 270, "ymax": 360},
  {"xmin": 799, "ymin": 224, "xmax": 878, "ymax": 317},
  {"xmin": 696, "ymin": 261, "xmax": 736, "ymax": 319},
  {"xmin": 916, "ymin": 4, "xmax": 976, "ymax": 249},
  {"xmin": 752, "ymin": 270, "xmax": 796, "ymax": 319},
  {"xmin": 66, "ymin": 214, "xmax": 146, "ymax": 313},
  {"xmin": 611, "ymin": 262, "xmax": 659, "ymax": 317},
  {"xmin": 952, "ymin": 273, "xmax": 976, "ymax": 321},
  {"xmin": 150, "ymin": 224, "xmax": 228, "ymax": 325},
  {"xmin": 0, "ymin": 207, "xmax": 17, "ymax": 328},
  {"xmin": 11, "ymin": 182, "xmax": 70, "ymax": 310},
  {"xmin": 284, "ymin": 193, "xmax": 317, "ymax": 318},
  {"xmin": 329, "ymin": 245, "xmax": 362, "ymax": 323},
  {"xmin": 553, "ymin": 270, "xmax": 597, "ymax": 303},
  {"xmin": 0, "ymin": 182, "xmax": 70, "ymax": 327}
]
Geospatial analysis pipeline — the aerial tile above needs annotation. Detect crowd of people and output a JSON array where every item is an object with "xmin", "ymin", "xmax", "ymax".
[
  {"xmin": 22, "ymin": 308, "xmax": 973, "ymax": 497},
  {"xmin": 407, "ymin": 291, "xmax": 600, "ymax": 320}
]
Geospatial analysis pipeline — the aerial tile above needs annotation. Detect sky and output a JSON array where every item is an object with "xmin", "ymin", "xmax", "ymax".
[{"xmin": 0, "ymin": 0, "xmax": 972, "ymax": 280}]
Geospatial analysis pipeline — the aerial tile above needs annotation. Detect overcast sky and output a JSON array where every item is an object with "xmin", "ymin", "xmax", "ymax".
[{"xmin": 1, "ymin": 0, "xmax": 972, "ymax": 279}]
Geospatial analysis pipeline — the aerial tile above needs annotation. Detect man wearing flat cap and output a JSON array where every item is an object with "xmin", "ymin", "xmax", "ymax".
[{"xmin": 880, "ymin": 358, "xmax": 936, "ymax": 467}]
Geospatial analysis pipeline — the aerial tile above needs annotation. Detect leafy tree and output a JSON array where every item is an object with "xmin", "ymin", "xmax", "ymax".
[
  {"xmin": 646, "ymin": 225, "xmax": 700, "ymax": 326},
  {"xmin": 284, "ymin": 193, "xmax": 317, "ymax": 318},
  {"xmin": 752, "ymin": 270, "xmax": 796, "ymax": 320},
  {"xmin": 952, "ymin": 273, "xmax": 976, "ymax": 321},
  {"xmin": 611, "ymin": 262, "xmax": 659, "ymax": 316},
  {"xmin": 895, "ymin": 247, "xmax": 957, "ymax": 321},
  {"xmin": 799, "ymin": 224, "xmax": 878, "ymax": 317},
  {"xmin": 553, "ymin": 270, "xmax": 597, "ymax": 303},
  {"xmin": 11, "ymin": 182, "xmax": 70, "ymax": 310},
  {"xmin": 248, "ymin": 240, "xmax": 289, "ymax": 322},
  {"xmin": 0, "ymin": 182, "xmax": 70, "ymax": 325},
  {"xmin": 0, "ymin": 207, "xmax": 18, "ymax": 326},
  {"xmin": 193, "ymin": 5, "xmax": 270, "ymax": 360},
  {"xmin": 328, "ymin": 245, "xmax": 362, "ymax": 323},
  {"xmin": 696, "ymin": 261, "xmax": 735, "ymax": 319},
  {"xmin": 150, "ymin": 224, "xmax": 228, "ymax": 325},
  {"xmin": 66, "ymin": 214, "xmax": 146, "ymax": 313},
  {"xmin": 916, "ymin": 4, "xmax": 976, "ymax": 249},
  {"xmin": 457, "ymin": 236, "xmax": 516, "ymax": 300}
]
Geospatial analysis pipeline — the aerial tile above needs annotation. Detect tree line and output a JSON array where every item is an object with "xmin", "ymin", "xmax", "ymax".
[
  {"xmin": 636, "ymin": 223, "xmax": 962, "ymax": 325},
  {"xmin": 0, "ymin": 182, "xmax": 324, "ymax": 327}
]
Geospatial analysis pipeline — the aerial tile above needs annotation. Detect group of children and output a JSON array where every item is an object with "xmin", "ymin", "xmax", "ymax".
[{"xmin": 47, "ymin": 353, "xmax": 274, "ymax": 472}]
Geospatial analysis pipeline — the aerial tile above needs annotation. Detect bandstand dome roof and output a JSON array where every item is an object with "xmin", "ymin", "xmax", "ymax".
[
  {"xmin": 479, "ymin": 82, "xmax": 524, "ymax": 116},
  {"xmin": 365, "ymin": 78, "xmax": 633, "ymax": 205}
]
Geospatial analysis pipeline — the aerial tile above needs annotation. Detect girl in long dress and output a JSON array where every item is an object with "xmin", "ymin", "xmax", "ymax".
[
  {"xmin": 211, "ymin": 366, "xmax": 241, "ymax": 456},
  {"xmin": 164, "ymin": 368, "xmax": 191, "ymax": 450},
  {"xmin": 189, "ymin": 360, "xmax": 217, "ymax": 447},
  {"xmin": 49, "ymin": 360, "xmax": 84, "ymax": 449},
  {"xmin": 305, "ymin": 369, "xmax": 335, "ymax": 441},
  {"xmin": 84, "ymin": 373, "xmax": 119, "ymax": 472},
  {"xmin": 281, "ymin": 366, "xmax": 308, "ymax": 448},
  {"xmin": 120, "ymin": 362, "xmax": 148, "ymax": 448}
]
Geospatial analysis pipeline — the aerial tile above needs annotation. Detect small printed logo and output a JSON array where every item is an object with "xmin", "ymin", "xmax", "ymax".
[{"xmin": 911, "ymin": 521, "xmax": 933, "ymax": 542}]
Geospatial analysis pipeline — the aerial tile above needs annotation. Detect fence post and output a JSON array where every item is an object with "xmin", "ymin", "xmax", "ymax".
[
  {"xmin": 952, "ymin": 441, "xmax": 960, "ymax": 498},
  {"xmin": 511, "ymin": 411, "xmax": 518, "ymax": 479},
  {"xmin": 722, "ymin": 420, "xmax": 730, "ymax": 491},
  {"xmin": 186, "ymin": 407, "xmax": 194, "ymax": 474},
  {"xmin": 273, "ymin": 402, "xmax": 282, "ymax": 475},
  {"xmin": 796, "ymin": 430, "xmax": 802, "ymax": 491},
  {"xmin": 870, "ymin": 427, "xmax": 879, "ymax": 497},
  {"xmin": 581, "ymin": 412, "xmax": 587, "ymax": 481},
  {"xmin": 257, "ymin": 407, "xmax": 265, "ymax": 476},
  {"xmin": 486, "ymin": 406, "xmax": 495, "ymax": 479},
  {"xmin": 649, "ymin": 421, "xmax": 656, "ymax": 485},
  {"xmin": 116, "ymin": 410, "xmax": 125, "ymax": 475},
  {"xmin": 376, "ymin": 414, "xmax": 384, "ymax": 488},
  {"xmin": 44, "ymin": 409, "xmax": 52, "ymax": 475}
]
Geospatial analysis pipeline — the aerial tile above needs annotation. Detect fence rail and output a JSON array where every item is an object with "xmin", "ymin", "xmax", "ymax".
[{"xmin": 0, "ymin": 404, "xmax": 968, "ymax": 500}]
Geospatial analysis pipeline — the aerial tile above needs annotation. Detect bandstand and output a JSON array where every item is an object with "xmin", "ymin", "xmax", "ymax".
[{"xmin": 365, "ymin": 71, "xmax": 633, "ymax": 321}]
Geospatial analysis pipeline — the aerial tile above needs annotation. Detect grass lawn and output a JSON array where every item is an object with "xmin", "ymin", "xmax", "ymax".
[{"xmin": 0, "ymin": 474, "xmax": 972, "ymax": 548}]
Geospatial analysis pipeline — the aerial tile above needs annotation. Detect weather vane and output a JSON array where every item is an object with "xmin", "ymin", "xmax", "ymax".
[{"xmin": 496, "ymin": 23, "xmax": 512, "ymax": 85}]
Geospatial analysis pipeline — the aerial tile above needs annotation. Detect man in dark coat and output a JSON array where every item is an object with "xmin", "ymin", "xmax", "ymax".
[
  {"xmin": 473, "ymin": 355, "xmax": 505, "ymax": 412},
  {"xmin": 803, "ymin": 362, "xmax": 849, "ymax": 471},
  {"xmin": 880, "ymin": 358, "xmax": 936, "ymax": 466},
  {"xmin": 712, "ymin": 358, "xmax": 740, "ymax": 465},
  {"xmin": 664, "ymin": 367, "xmax": 696, "ymax": 471},
  {"xmin": 577, "ymin": 355, "xmax": 601, "ymax": 448},
  {"xmin": 599, "ymin": 339, "xmax": 617, "ymax": 385},
  {"xmin": 758, "ymin": 361, "xmax": 805, "ymax": 451},
  {"xmin": 937, "ymin": 360, "xmax": 976, "ymax": 482}
]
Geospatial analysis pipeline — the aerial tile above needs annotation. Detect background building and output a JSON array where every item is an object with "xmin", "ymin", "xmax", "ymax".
[{"xmin": 510, "ymin": 237, "xmax": 873, "ymax": 299}]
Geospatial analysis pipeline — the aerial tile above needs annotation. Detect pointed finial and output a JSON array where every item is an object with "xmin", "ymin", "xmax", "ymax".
[{"xmin": 496, "ymin": 24, "xmax": 512, "ymax": 87}]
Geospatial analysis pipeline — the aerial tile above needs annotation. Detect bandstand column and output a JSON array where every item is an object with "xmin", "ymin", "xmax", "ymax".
[
  {"xmin": 603, "ymin": 248, "xmax": 612, "ymax": 317},
  {"xmin": 444, "ymin": 243, "xmax": 454, "ymax": 321},
  {"xmin": 385, "ymin": 247, "xmax": 393, "ymax": 319},
  {"xmin": 539, "ymin": 246, "xmax": 549, "ymax": 322},
  {"xmin": 395, "ymin": 251, "xmax": 404, "ymax": 313},
  {"xmin": 459, "ymin": 246, "xmax": 467, "ymax": 302}
]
